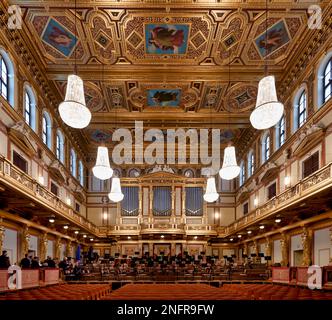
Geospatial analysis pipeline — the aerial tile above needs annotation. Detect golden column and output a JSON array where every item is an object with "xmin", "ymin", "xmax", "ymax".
[
  {"xmin": 65, "ymin": 240, "xmax": 72, "ymax": 258},
  {"xmin": 55, "ymin": 238, "xmax": 62, "ymax": 259},
  {"xmin": 149, "ymin": 185, "xmax": 153, "ymax": 225},
  {"xmin": 181, "ymin": 187, "xmax": 186, "ymax": 224},
  {"xmin": 0, "ymin": 218, "xmax": 5, "ymax": 253},
  {"xmin": 301, "ymin": 227, "xmax": 312, "ymax": 266},
  {"xmin": 280, "ymin": 233, "xmax": 289, "ymax": 267},
  {"xmin": 265, "ymin": 237, "xmax": 272, "ymax": 257},
  {"xmin": 252, "ymin": 241, "xmax": 259, "ymax": 263},
  {"xmin": 39, "ymin": 233, "xmax": 48, "ymax": 261},
  {"xmin": 21, "ymin": 226, "xmax": 30, "ymax": 258},
  {"xmin": 138, "ymin": 185, "xmax": 142, "ymax": 225}
]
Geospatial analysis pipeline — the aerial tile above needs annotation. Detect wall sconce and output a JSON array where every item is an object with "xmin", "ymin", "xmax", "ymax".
[
  {"xmin": 194, "ymin": 236, "xmax": 198, "ymax": 240},
  {"xmin": 103, "ymin": 212, "xmax": 108, "ymax": 220},
  {"xmin": 284, "ymin": 176, "xmax": 291, "ymax": 187},
  {"xmin": 49, "ymin": 218, "xmax": 55, "ymax": 223},
  {"xmin": 127, "ymin": 236, "xmax": 131, "ymax": 240},
  {"xmin": 63, "ymin": 225, "xmax": 69, "ymax": 230},
  {"xmin": 74, "ymin": 231, "xmax": 79, "ymax": 234},
  {"xmin": 83, "ymin": 235, "xmax": 87, "ymax": 238}
]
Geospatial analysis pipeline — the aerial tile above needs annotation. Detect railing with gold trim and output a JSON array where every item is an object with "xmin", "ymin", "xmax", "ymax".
[
  {"xmin": 0, "ymin": 156, "xmax": 99, "ymax": 236},
  {"xmin": 220, "ymin": 163, "xmax": 332, "ymax": 237}
]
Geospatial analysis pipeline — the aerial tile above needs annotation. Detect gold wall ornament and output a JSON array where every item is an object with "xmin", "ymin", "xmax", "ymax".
[
  {"xmin": 39, "ymin": 233, "xmax": 48, "ymax": 261},
  {"xmin": 21, "ymin": 226, "xmax": 30, "ymax": 258},
  {"xmin": 280, "ymin": 233, "xmax": 289, "ymax": 267},
  {"xmin": 65, "ymin": 240, "xmax": 72, "ymax": 258},
  {"xmin": 265, "ymin": 237, "xmax": 272, "ymax": 257},
  {"xmin": 301, "ymin": 227, "xmax": 312, "ymax": 267},
  {"xmin": 0, "ymin": 218, "xmax": 5, "ymax": 253},
  {"xmin": 55, "ymin": 238, "xmax": 62, "ymax": 259}
]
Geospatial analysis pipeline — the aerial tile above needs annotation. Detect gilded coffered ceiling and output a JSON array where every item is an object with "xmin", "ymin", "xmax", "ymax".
[{"xmin": 6, "ymin": 0, "xmax": 331, "ymax": 158}]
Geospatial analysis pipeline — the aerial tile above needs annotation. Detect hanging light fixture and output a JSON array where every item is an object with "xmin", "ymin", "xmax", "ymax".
[
  {"xmin": 108, "ymin": 177, "xmax": 124, "ymax": 203},
  {"xmin": 250, "ymin": 76, "xmax": 284, "ymax": 130},
  {"xmin": 219, "ymin": 61, "xmax": 240, "ymax": 181},
  {"xmin": 219, "ymin": 145, "xmax": 240, "ymax": 180},
  {"xmin": 250, "ymin": 0, "xmax": 284, "ymax": 130},
  {"xmin": 59, "ymin": 75, "xmax": 91, "ymax": 129},
  {"xmin": 92, "ymin": 146, "xmax": 113, "ymax": 180},
  {"xmin": 58, "ymin": 0, "xmax": 91, "ymax": 129},
  {"xmin": 203, "ymin": 177, "xmax": 219, "ymax": 203}
]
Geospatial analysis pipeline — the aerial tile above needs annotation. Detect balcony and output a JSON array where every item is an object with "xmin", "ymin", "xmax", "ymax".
[
  {"xmin": 220, "ymin": 162, "xmax": 332, "ymax": 237},
  {"xmin": 0, "ymin": 156, "xmax": 99, "ymax": 236}
]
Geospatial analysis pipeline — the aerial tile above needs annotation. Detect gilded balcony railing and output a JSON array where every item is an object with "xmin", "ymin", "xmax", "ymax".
[
  {"xmin": 220, "ymin": 162, "xmax": 332, "ymax": 237},
  {"xmin": 0, "ymin": 156, "xmax": 99, "ymax": 236}
]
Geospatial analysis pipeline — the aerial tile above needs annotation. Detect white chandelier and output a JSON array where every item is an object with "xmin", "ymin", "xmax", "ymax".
[
  {"xmin": 59, "ymin": 74, "xmax": 91, "ymax": 129},
  {"xmin": 108, "ymin": 177, "xmax": 124, "ymax": 203},
  {"xmin": 92, "ymin": 146, "xmax": 113, "ymax": 180},
  {"xmin": 203, "ymin": 177, "xmax": 219, "ymax": 203},
  {"xmin": 250, "ymin": 75, "xmax": 284, "ymax": 130},
  {"xmin": 219, "ymin": 145, "xmax": 240, "ymax": 180}
]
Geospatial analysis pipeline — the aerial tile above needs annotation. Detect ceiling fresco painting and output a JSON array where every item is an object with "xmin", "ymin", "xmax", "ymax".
[{"xmin": 14, "ymin": 0, "xmax": 316, "ymax": 157}]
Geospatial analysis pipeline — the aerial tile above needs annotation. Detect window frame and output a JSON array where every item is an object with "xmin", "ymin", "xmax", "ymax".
[
  {"xmin": 0, "ymin": 55, "xmax": 9, "ymax": 101},
  {"xmin": 297, "ymin": 90, "xmax": 307, "ymax": 128},
  {"xmin": 70, "ymin": 149, "xmax": 77, "ymax": 178},
  {"xmin": 56, "ymin": 130, "xmax": 64, "ymax": 163},
  {"xmin": 78, "ymin": 160, "xmax": 84, "ymax": 186},
  {"xmin": 276, "ymin": 115, "xmax": 286, "ymax": 148},
  {"xmin": 42, "ymin": 111, "xmax": 52, "ymax": 149},
  {"xmin": 323, "ymin": 58, "xmax": 332, "ymax": 103},
  {"xmin": 248, "ymin": 151, "xmax": 254, "ymax": 178},
  {"xmin": 263, "ymin": 134, "xmax": 270, "ymax": 162}
]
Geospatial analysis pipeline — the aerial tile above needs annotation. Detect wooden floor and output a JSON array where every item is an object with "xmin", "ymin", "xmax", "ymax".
[{"xmin": 102, "ymin": 283, "xmax": 332, "ymax": 300}]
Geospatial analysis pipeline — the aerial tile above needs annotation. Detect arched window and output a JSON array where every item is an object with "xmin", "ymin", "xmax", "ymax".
[
  {"xmin": 262, "ymin": 134, "xmax": 270, "ymax": 163},
  {"xmin": 56, "ymin": 130, "xmax": 64, "ymax": 163},
  {"xmin": 0, "ymin": 49, "xmax": 14, "ymax": 106},
  {"xmin": 70, "ymin": 149, "xmax": 77, "ymax": 178},
  {"xmin": 276, "ymin": 115, "xmax": 286, "ymax": 149},
  {"xmin": 323, "ymin": 58, "xmax": 332, "ymax": 103},
  {"xmin": 248, "ymin": 151, "xmax": 254, "ymax": 178},
  {"xmin": 239, "ymin": 161, "xmax": 245, "ymax": 187},
  {"xmin": 24, "ymin": 86, "xmax": 36, "ymax": 131},
  {"xmin": 42, "ymin": 111, "xmax": 52, "ymax": 148},
  {"xmin": 78, "ymin": 160, "xmax": 84, "ymax": 186},
  {"xmin": 293, "ymin": 89, "xmax": 307, "ymax": 131}
]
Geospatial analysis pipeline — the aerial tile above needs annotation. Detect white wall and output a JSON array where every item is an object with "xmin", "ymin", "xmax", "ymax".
[
  {"xmin": 273, "ymin": 239, "xmax": 282, "ymax": 264},
  {"xmin": 47, "ymin": 240, "xmax": 54, "ymax": 258},
  {"xmin": 3, "ymin": 228, "xmax": 17, "ymax": 265},
  {"xmin": 314, "ymin": 228, "xmax": 332, "ymax": 267},
  {"xmin": 0, "ymin": 131, "xmax": 7, "ymax": 157},
  {"xmin": 291, "ymin": 234, "xmax": 303, "ymax": 266},
  {"xmin": 60, "ymin": 243, "xmax": 66, "ymax": 260},
  {"xmin": 29, "ymin": 235, "xmax": 38, "ymax": 257}
]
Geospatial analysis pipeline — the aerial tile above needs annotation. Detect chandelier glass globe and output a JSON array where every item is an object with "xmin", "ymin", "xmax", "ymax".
[
  {"xmin": 92, "ymin": 146, "xmax": 113, "ymax": 180},
  {"xmin": 108, "ymin": 177, "xmax": 124, "ymax": 203},
  {"xmin": 250, "ymin": 75, "xmax": 284, "ymax": 130},
  {"xmin": 203, "ymin": 177, "xmax": 219, "ymax": 203},
  {"xmin": 219, "ymin": 145, "xmax": 240, "ymax": 180},
  {"xmin": 59, "ymin": 74, "xmax": 91, "ymax": 129}
]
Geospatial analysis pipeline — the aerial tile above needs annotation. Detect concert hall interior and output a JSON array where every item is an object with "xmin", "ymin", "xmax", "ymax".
[{"xmin": 0, "ymin": 0, "xmax": 332, "ymax": 302}]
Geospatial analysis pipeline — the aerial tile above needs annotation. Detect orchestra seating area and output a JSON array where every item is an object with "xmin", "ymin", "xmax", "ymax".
[
  {"xmin": 0, "ymin": 283, "xmax": 111, "ymax": 300},
  {"xmin": 102, "ymin": 283, "xmax": 332, "ymax": 301}
]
